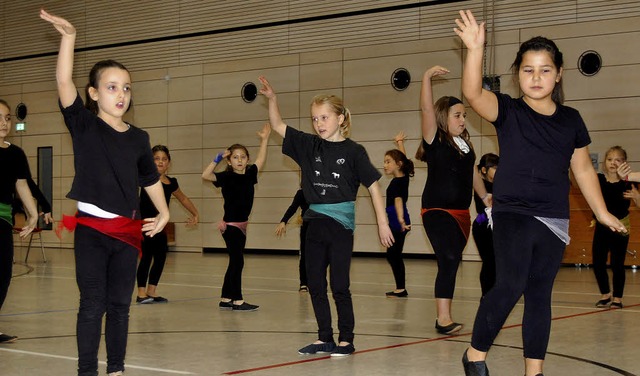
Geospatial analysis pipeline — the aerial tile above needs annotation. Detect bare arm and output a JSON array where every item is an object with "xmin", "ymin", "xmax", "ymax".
[
  {"xmin": 368, "ymin": 181, "xmax": 394, "ymax": 248},
  {"xmin": 393, "ymin": 197, "xmax": 411, "ymax": 231},
  {"xmin": 454, "ymin": 10, "xmax": 498, "ymax": 122},
  {"xmin": 40, "ymin": 10, "xmax": 77, "ymax": 108},
  {"xmin": 258, "ymin": 76, "xmax": 287, "ymax": 138},
  {"xmin": 393, "ymin": 131, "xmax": 407, "ymax": 155},
  {"xmin": 172, "ymin": 188, "xmax": 199, "ymax": 226},
  {"xmin": 473, "ymin": 167, "xmax": 492, "ymax": 207},
  {"xmin": 253, "ymin": 123, "xmax": 271, "ymax": 171},
  {"xmin": 15, "ymin": 179, "xmax": 38, "ymax": 238},
  {"xmin": 142, "ymin": 181, "xmax": 170, "ymax": 237},
  {"xmin": 420, "ymin": 66, "xmax": 450, "ymax": 143},
  {"xmin": 623, "ymin": 185, "xmax": 640, "ymax": 208},
  {"xmin": 202, "ymin": 150, "xmax": 229, "ymax": 182},
  {"xmin": 571, "ymin": 147, "xmax": 626, "ymax": 233},
  {"xmin": 617, "ymin": 162, "xmax": 640, "ymax": 183}
]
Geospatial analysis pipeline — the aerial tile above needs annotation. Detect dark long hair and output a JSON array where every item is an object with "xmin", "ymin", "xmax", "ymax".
[
  {"xmin": 511, "ymin": 36, "xmax": 564, "ymax": 104},
  {"xmin": 478, "ymin": 153, "xmax": 499, "ymax": 178},
  {"xmin": 85, "ymin": 59, "xmax": 132, "ymax": 115},
  {"xmin": 152, "ymin": 145, "xmax": 171, "ymax": 161},
  {"xmin": 385, "ymin": 149, "xmax": 415, "ymax": 177}
]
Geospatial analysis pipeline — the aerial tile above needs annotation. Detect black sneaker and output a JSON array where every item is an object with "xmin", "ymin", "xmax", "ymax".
[
  {"xmin": 331, "ymin": 343, "xmax": 355, "ymax": 357},
  {"xmin": 435, "ymin": 320, "xmax": 463, "ymax": 335},
  {"xmin": 219, "ymin": 301, "xmax": 233, "ymax": 310},
  {"xmin": 136, "ymin": 296, "xmax": 153, "ymax": 304},
  {"xmin": 298, "ymin": 341, "xmax": 336, "ymax": 355},
  {"xmin": 595, "ymin": 297, "xmax": 611, "ymax": 308},
  {"xmin": 232, "ymin": 302, "xmax": 259, "ymax": 311},
  {"xmin": 0, "ymin": 333, "xmax": 18, "ymax": 344},
  {"xmin": 151, "ymin": 296, "xmax": 168, "ymax": 303},
  {"xmin": 385, "ymin": 290, "xmax": 408, "ymax": 298}
]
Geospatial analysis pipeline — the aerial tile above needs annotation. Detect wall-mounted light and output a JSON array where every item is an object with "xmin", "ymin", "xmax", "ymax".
[
  {"xmin": 241, "ymin": 82, "xmax": 258, "ymax": 103},
  {"xmin": 15, "ymin": 102, "xmax": 27, "ymax": 132},
  {"xmin": 391, "ymin": 68, "xmax": 411, "ymax": 91}
]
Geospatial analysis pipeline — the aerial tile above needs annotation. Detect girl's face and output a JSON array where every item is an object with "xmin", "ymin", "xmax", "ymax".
[
  {"xmin": 446, "ymin": 103, "xmax": 467, "ymax": 137},
  {"xmin": 311, "ymin": 103, "xmax": 345, "ymax": 142},
  {"xmin": 383, "ymin": 154, "xmax": 402, "ymax": 177},
  {"xmin": 89, "ymin": 67, "xmax": 132, "ymax": 122},
  {"xmin": 154, "ymin": 151, "xmax": 170, "ymax": 175},
  {"xmin": 604, "ymin": 151, "xmax": 625, "ymax": 174},
  {"xmin": 228, "ymin": 148, "xmax": 249, "ymax": 173},
  {"xmin": 482, "ymin": 166, "xmax": 497, "ymax": 182},
  {"xmin": 0, "ymin": 103, "xmax": 10, "ymax": 140},
  {"xmin": 518, "ymin": 50, "xmax": 562, "ymax": 102}
]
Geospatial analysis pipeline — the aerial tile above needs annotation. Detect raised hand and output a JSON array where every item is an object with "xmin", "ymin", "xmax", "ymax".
[
  {"xmin": 257, "ymin": 122, "xmax": 271, "ymax": 140},
  {"xmin": 393, "ymin": 131, "xmax": 406, "ymax": 144},
  {"xmin": 40, "ymin": 9, "xmax": 76, "ymax": 36},
  {"xmin": 424, "ymin": 65, "xmax": 450, "ymax": 80},
  {"xmin": 453, "ymin": 10, "xmax": 485, "ymax": 50},
  {"xmin": 258, "ymin": 76, "xmax": 276, "ymax": 99}
]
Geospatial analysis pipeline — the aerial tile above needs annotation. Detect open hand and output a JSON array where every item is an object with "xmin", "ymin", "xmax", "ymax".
[
  {"xmin": 453, "ymin": 10, "xmax": 485, "ymax": 50},
  {"xmin": 258, "ymin": 76, "xmax": 276, "ymax": 99},
  {"xmin": 40, "ymin": 9, "xmax": 76, "ymax": 36}
]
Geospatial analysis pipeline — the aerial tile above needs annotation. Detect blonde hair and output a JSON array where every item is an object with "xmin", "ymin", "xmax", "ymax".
[{"xmin": 310, "ymin": 94, "xmax": 351, "ymax": 138}]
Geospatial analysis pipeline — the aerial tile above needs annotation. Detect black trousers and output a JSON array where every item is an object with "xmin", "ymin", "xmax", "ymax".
[
  {"xmin": 305, "ymin": 218, "xmax": 354, "ymax": 344},
  {"xmin": 472, "ymin": 220, "xmax": 496, "ymax": 296},
  {"xmin": 0, "ymin": 220, "xmax": 13, "ymax": 311},
  {"xmin": 137, "ymin": 231, "xmax": 168, "ymax": 288},
  {"xmin": 386, "ymin": 229, "xmax": 408, "ymax": 289},
  {"xmin": 592, "ymin": 222, "xmax": 629, "ymax": 298},
  {"xmin": 221, "ymin": 225, "xmax": 246, "ymax": 301},
  {"xmin": 298, "ymin": 221, "xmax": 308, "ymax": 286},
  {"xmin": 75, "ymin": 224, "xmax": 138, "ymax": 376},
  {"xmin": 471, "ymin": 212, "xmax": 565, "ymax": 360}
]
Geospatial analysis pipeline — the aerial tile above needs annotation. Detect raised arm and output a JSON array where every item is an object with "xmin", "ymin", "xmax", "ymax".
[
  {"xmin": 142, "ymin": 181, "xmax": 170, "ymax": 237},
  {"xmin": 40, "ymin": 9, "xmax": 77, "ymax": 108},
  {"xmin": 393, "ymin": 131, "xmax": 407, "ymax": 155},
  {"xmin": 258, "ymin": 76, "xmax": 287, "ymax": 138},
  {"xmin": 253, "ymin": 123, "xmax": 271, "ymax": 171},
  {"xmin": 454, "ymin": 10, "xmax": 498, "ymax": 122},
  {"xmin": 172, "ymin": 188, "xmax": 199, "ymax": 226},
  {"xmin": 421, "ymin": 66, "xmax": 450, "ymax": 143},
  {"xmin": 15, "ymin": 179, "xmax": 38, "ymax": 238},
  {"xmin": 202, "ymin": 150, "xmax": 229, "ymax": 182},
  {"xmin": 571, "ymin": 147, "xmax": 626, "ymax": 233},
  {"xmin": 368, "ymin": 181, "xmax": 394, "ymax": 248}
]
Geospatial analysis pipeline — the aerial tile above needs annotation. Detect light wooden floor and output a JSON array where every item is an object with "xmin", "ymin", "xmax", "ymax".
[{"xmin": 2, "ymin": 245, "xmax": 639, "ymax": 376}]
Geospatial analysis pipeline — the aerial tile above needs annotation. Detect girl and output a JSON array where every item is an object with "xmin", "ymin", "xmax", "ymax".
[
  {"xmin": 275, "ymin": 188, "xmax": 310, "ymax": 292},
  {"xmin": 384, "ymin": 131, "xmax": 414, "ymax": 298},
  {"xmin": 137, "ymin": 145, "xmax": 199, "ymax": 304},
  {"xmin": 202, "ymin": 124, "xmax": 270, "ymax": 312},
  {"xmin": 416, "ymin": 65, "xmax": 490, "ymax": 335},
  {"xmin": 258, "ymin": 76, "xmax": 394, "ymax": 357},
  {"xmin": 593, "ymin": 146, "xmax": 639, "ymax": 309},
  {"xmin": 41, "ymin": 10, "xmax": 170, "ymax": 376},
  {"xmin": 472, "ymin": 153, "xmax": 499, "ymax": 296},
  {"xmin": 455, "ymin": 10, "xmax": 626, "ymax": 376},
  {"xmin": 0, "ymin": 99, "xmax": 38, "ymax": 344}
]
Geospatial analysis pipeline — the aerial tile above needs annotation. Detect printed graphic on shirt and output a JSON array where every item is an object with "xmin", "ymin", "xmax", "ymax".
[{"xmin": 312, "ymin": 154, "xmax": 344, "ymax": 196}]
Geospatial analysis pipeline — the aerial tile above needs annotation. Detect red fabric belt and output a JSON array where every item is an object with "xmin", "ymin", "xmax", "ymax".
[
  {"xmin": 56, "ymin": 213, "xmax": 143, "ymax": 254},
  {"xmin": 421, "ymin": 208, "xmax": 471, "ymax": 241}
]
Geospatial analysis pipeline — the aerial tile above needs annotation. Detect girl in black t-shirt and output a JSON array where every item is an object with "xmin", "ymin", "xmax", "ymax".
[
  {"xmin": 593, "ymin": 146, "xmax": 639, "ymax": 309},
  {"xmin": 383, "ymin": 131, "xmax": 414, "ymax": 298},
  {"xmin": 202, "ymin": 124, "xmax": 270, "ymax": 312},
  {"xmin": 136, "ymin": 145, "xmax": 199, "ymax": 304}
]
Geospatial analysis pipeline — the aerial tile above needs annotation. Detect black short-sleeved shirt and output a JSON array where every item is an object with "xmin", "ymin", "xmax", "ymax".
[
  {"xmin": 213, "ymin": 164, "xmax": 258, "ymax": 222},
  {"xmin": 0, "ymin": 143, "xmax": 30, "ymax": 205},
  {"xmin": 597, "ymin": 173, "xmax": 632, "ymax": 219},
  {"xmin": 140, "ymin": 177, "xmax": 179, "ymax": 218},
  {"xmin": 386, "ymin": 175, "xmax": 410, "ymax": 208},
  {"xmin": 282, "ymin": 126, "xmax": 381, "ymax": 204},
  {"xmin": 60, "ymin": 94, "xmax": 159, "ymax": 219},
  {"xmin": 491, "ymin": 93, "xmax": 591, "ymax": 219},
  {"xmin": 420, "ymin": 132, "xmax": 476, "ymax": 210}
]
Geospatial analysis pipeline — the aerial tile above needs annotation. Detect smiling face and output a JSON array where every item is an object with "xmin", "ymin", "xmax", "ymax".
[
  {"xmin": 0, "ymin": 102, "xmax": 10, "ymax": 141},
  {"xmin": 446, "ymin": 103, "xmax": 467, "ymax": 137},
  {"xmin": 154, "ymin": 150, "xmax": 170, "ymax": 175},
  {"xmin": 311, "ymin": 103, "xmax": 345, "ymax": 142},
  {"xmin": 88, "ymin": 67, "xmax": 132, "ymax": 124},
  {"xmin": 518, "ymin": 50, "xmax": 562, "ymax": 103}
]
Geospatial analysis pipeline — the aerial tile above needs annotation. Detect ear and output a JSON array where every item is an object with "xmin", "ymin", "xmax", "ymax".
[
  {"xmin": 88, "ymin": 86, "xmax": 99, "ymax": 101},
  {"xmin": 556, "ymin": 67, "xmax": 563, "ymax": 83},
  {"xmin": 338, "ymin": 113, "xmax": 345, "ymax": 125},
  {"xmin": 480, "ymin": 166, "xmax": 488, "ymax": 175}
]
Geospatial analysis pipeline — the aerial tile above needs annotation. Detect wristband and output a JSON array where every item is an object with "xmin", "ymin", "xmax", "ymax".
[
  {"xmin": 213, "ymin": 152, "xmax": 224, "ymax": 164},
  {"xmin": 625, "ymin": 175, "xmax": 629, "ymax": 182}
]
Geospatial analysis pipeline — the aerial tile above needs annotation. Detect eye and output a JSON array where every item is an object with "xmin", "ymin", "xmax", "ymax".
[{"xmin": 124, "ymin": 86, "xmax": 131, "ymax": 92}]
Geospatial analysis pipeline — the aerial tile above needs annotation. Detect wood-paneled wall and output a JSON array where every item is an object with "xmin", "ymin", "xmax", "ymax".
[{"xmin": 2, "ymin": 1, "xmax": 640, "ymax": 257}]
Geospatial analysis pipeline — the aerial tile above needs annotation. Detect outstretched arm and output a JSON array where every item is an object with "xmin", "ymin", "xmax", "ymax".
[
  {"xmin": 254, "ymin": 123, "xmax": 271, "ymax": 171},
  {"xmin": 142, "ymin": 181, "xmax": 170, "ymax": 237},
  {"xmin": 202, "ymin": 150, "xmax": 229, "ymax": 182},
  {"xmin": 172, "ymin": 188, "xmax": 199, "ymax": 226},
  {"xmin": 15, "ymin": 179, "xmax": 38, "ymax": 238},
  {"xmin": 454, "ymin": 10, "xmax": 498, "ymax": 122},
  {"xmin": 421, "ymin": 66, "xmax": 450, "ymax": 143},
  {"xmin": 617, "ymin": 162, "xmax": 640, "ymax": 183},
  {"xmin": 368, "ymin": 181, "xmax": 394, "ymax": 248},
  {"xmin": 393, "ymin": 131, "xmax": 407, "ymax": 155},
  {"xmin": 40, "ymin": 9, "xmax": 77, "ymax": 108},
  {"xmin": 258, "ymin": 76, "xmax": 287, "ymax": 138}
]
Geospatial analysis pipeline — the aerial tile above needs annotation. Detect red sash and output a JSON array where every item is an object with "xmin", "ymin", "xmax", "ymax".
[
  {"xmin": 421, "ymin": 208, "xmax": 471, "ymax": 241},
  {"xmin": 57, "ymin": 213, "xmax": 143, "ymax": 254}
]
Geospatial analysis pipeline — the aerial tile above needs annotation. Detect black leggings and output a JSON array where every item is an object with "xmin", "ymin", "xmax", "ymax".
[
  {"xmin": 299, "ymin": 221, "xmax": 308, "ymax": 286},
  {"xmin": 221, "ymin": 225, "xmax": 246, "ymax": 301},
  {"xmin": 471, "ymin": 212, "xmax": 565, "ymax": 360},
  {"xmin": 592, "ymin": 223, "xmax": 629, "ymax": 298},
  {"xmin": 472, "ymin": 220, "xmax": 496, "ymax": 296},
  {"xmin": 137, "ymin": 232, "xmax": 168, "ymax": 288},
  {"xmin": 386, "ymin": 229, "xmax": 408, "ymax": 289},
  {"xmin": 422, "ymin": 210, "xmax": 467, "ymax": 298},
  {"xmin": 0, "ymin": 220, "xmax": 13, "ymax": 310}
]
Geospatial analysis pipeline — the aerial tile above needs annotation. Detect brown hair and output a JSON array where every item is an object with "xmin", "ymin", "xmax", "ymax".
[
  {"xmin": 85, "ymin": 59, "xmax": 132, "ymax": 115},
  {"xmin": 416, "ymin": 96, "xmax": 472, "ymax": 161}
]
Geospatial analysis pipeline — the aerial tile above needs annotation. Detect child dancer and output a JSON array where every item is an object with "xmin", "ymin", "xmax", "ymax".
[
  {"xmin": 416, "ymin": 65, "xmax": 490, "ymax": 335},
  {"xmin": 275, "ymin": 188, "xmax": 310, "ymax": 292},
  {"xmin": 202, "ymin": 124, "xmax": 270, "ymax": 312},
  {"xmin": 455, "ymin": 10, "xmax": 626, "ymax": 376},
  {"xmin": 259, "ymin": 76, "xmax": 394, "ymax": 357},
  {"xmin": 0, "ymin": 99, "xmax": 38, "ymax": 344},
  {"xmin": 592, "ymin": 146, "xmax": 639, "ymax": 309},
  {"xmin": 472, "ymin": 153, "xmax": 499, "ymax": 296},
  {"xmin": 137, "ymin": 145, "xmax": 199, "ymax": 304},
  {"xmin": 41, "ymin": 10, "xmax": 170, "ymax": 376},
  {"xmin": 384, "ymin": 131, "xmax": 414, "ymax": 297}
]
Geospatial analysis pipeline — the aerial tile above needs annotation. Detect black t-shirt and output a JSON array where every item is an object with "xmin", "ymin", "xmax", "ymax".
[
  {"xmin": 60, "ymin": 94, "xmax": 159, "ymax": 219},
  {"xmin": 597, "ymin": 173, "xmax": 632, "ymax": 219},
  {"xmin": 0, "ymin": 143, "xmax": 30, "ymax": 205},
  {"xmin": 420, "ymin": 132, "xmax": 475, "ymax": 210},
  {"xmin": 491, "ymin": 93, "xmax": 591, "ymax": 218},
  {"xmin": 213, "ymin": 163, "xmax": 258, "ymax": 222},
  {"xmin": 386, "ymin": 175, "xmax": 409, "ymax": 208},
  {"xmin": 139, "ymin": 177, "xmax": 179, "ymax": 218},
  {"xmin": 282, "ymin": 126, "xmax": 381, "ymax": 204}
]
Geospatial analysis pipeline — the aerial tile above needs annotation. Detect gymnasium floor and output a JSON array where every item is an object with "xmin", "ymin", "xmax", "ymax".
[{"xmin": 2, "ymin": 245, "xmax": 638, "ymax": 376}]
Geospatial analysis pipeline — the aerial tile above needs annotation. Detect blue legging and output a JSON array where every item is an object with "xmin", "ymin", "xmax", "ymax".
[{"xmin": 471, "ymin": 212, "xmax": 565, "ymax": 360}]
